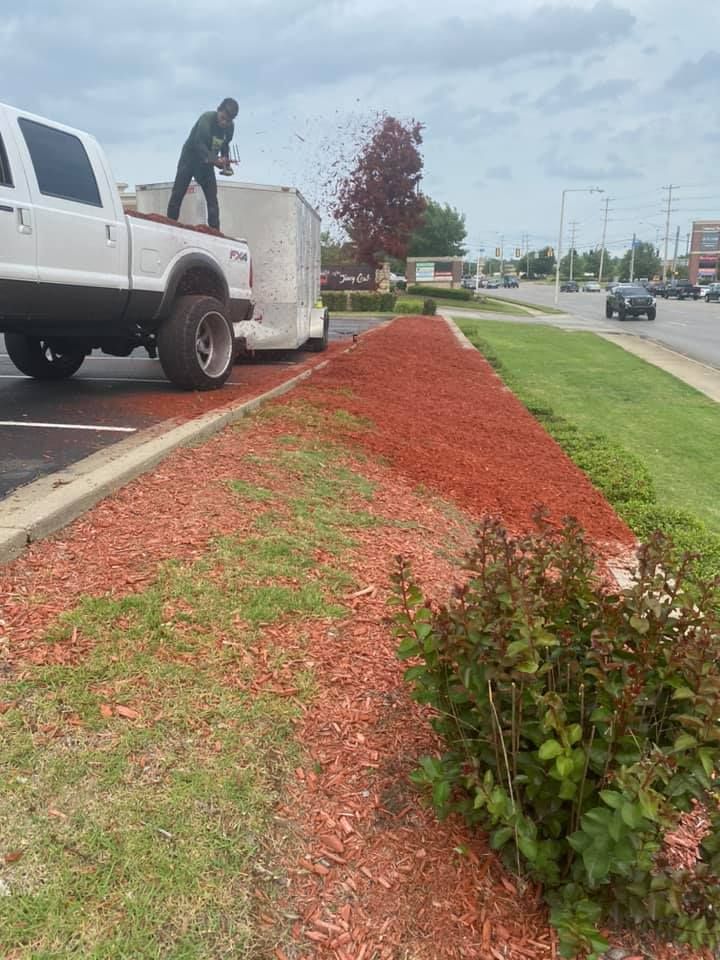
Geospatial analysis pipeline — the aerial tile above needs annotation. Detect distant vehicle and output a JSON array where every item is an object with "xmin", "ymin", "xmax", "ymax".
[
  {"xmin": 485, "ymin": 279, "xmax": 500, "ymax": 289},
  {"xmin": 461, "ymin": 276, "xmax": 478, "ymax": 289},
  {"xmin": 582, "ymin": 281, "xmax": 601, "ymax": 292},
  {"xmin": 503, "ymin": 276, "xmax": 519, "ymax": 288},
  {"xmin": 390, "ymin": 272, "xmax": 406, "ymax": 287},
  {"xmin": 704, "ymin": 282, "xmax": 720, "ymax": 302},
  {"xmin": 661, "ymin": 280, "xmax": 700, "ymax": 300},
  {"xmin": 560, "ymin": 280, "xmax": 579, "ymax": 292},
  {"xmin": 645, "ymin": 281, "xmax": 666, "ymax": 297},
  {"xmin": 606, "ymin": 284, "xmax": 656, "ymax": 321}
]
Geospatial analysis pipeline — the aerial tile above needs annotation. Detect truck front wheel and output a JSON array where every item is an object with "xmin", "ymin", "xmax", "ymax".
[
  {"xmin": 158, "ymin": 296, "xmax": 235, "ymax": 390},
  {"xmin": 4, "ymin": 334, "xmax": 85, "ymax": 380}
]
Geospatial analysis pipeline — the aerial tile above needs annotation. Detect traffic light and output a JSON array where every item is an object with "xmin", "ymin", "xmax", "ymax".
[
  {"xmin": 515, "ymin": 247, "xmax": 521, "ymax": 258},
  {"xmin": 495, "ymin": 247, "xmax": 501, "ymax": 257}
]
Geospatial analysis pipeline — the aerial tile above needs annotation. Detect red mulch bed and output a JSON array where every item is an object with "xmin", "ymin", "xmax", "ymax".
[
  {"xmin": 0, "ymin": 316, "xmax": 705, "ymax": 960},
  {"xmin": 279, "ymin": 316, "xmax": 635, "ymax": 552}
]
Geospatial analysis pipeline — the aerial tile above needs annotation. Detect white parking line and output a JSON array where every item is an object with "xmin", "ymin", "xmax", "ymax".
[
  {"xmin": 0, "ymin": 421, "xmax": 136, "ymax": 433},
  {"xmin": 0, "ymin": 374, "xmax": 163, "ymax": 384}
]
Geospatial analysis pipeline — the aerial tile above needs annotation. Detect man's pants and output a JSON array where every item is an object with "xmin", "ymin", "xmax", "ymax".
[{"xmin": 167, "ymin": 157, "xmax": 220, "ymax": 230}]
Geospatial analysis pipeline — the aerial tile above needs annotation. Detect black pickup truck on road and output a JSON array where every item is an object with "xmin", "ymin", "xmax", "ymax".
[{"xmin": 658, "ymin": 280, "xmax": 700, "ymax": 300}]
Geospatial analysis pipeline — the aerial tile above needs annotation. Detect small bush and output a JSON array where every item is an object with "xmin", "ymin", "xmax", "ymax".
[
  {"xmin": 321, "ymin": 291, "xmax": 348, "ymax": 311},
  {"xmin": 407, "ymin": 284, "xmax": 472, "ymax": 301},
  {"xmin": 348, "ymin": 291, "xmax": 396, "ymax": 312},
  {"xmin": 394, "ymin": 298, "xmax": 425, "ymax": 314},
  {"xmin": 422, "ymin": 298, "xmax": 437, "ymax": 316},
  {"xmin": 395, "ymin": 516, "xmax": 720, "ymax": 959}
]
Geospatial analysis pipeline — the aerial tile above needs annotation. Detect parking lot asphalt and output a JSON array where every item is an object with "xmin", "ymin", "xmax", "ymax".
[{"xmin": 0, "ymin": 316, "xmax": 384, "ymax": 500}]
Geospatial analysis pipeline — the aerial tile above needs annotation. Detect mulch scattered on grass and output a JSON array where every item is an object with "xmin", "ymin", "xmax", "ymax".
[{"xmin": 0, "ymin": 317, "xmax": 707, "ymax": 959}]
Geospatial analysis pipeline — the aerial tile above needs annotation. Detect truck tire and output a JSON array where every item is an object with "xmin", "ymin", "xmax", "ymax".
[
  {"xmin": 307, "ymin": 309, "xmax": 330, "ymax": 353},
  {"xmin": 605, "ymin": 304, "xmax": 613, "ymax": 318},
  {"xmin": 4, "ymin": 334, "xmax": 85, "ymax": 380},
  {"xmin": 158, "ymin": 295, "xmax": 235, "ymax": 390},
  {"xmin": 647, "ymin": 308, "xmax": 656, "ymax": 321}
]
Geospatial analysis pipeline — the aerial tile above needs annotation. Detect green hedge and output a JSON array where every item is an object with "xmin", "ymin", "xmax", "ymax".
[
  {"xmin": 321, "ymin": 291, "xmax": 396, "ymax": 312},
  {"xmin": 422, "ymin": 298, "xmax": 437, "ymax": 316},
  {"xmin": 407, "ymin": 284, "xmax": 472, "ymax": 301},
  {"xmin": 394, "ymin": 298, "xmax": 425, "ymax": 314}
]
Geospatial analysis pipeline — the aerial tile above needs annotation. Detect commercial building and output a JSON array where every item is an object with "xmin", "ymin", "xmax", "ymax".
[{"xmin": 689, "ymin": 221, "xmax": 720, "ymax": 283}]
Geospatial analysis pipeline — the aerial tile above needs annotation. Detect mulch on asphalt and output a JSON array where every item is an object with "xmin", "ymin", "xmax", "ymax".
[{"xmin": 0, "ymin": 316, "xmax": 705, "ymax": 959}]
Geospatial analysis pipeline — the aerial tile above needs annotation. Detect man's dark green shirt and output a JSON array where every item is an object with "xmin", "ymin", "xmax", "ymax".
[{"xmin": 180, "ymin": 111, "xmax": 234, "ymax": 165}]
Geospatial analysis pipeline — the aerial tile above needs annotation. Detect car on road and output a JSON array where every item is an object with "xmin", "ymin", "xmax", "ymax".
[
  {"xmin": 704, "ymin": 283, "xmax": 720, "ymax": 302},
  {"xmin": 582, "ymin": 282, "xmax": 601, "ymax": 292},
  {"xmin": 485, "ymin": 279, "xmax": 500, "ymax": 289},
  {"xmin": 461, "ymin": 276, "xmax": 478, "ymax": 290},
  {"xmin": 605, "ymin": 284, "xmax": 656, "ymax": 321},
  {"xmin": 660, "ymin": 280, "xmax": 700, "ymax": 300},
  {"xmin": 560, "ymin": 280, "xmax": 579, "ymax": 292},
  {"xmin": 502, "ymin": 276, "xmax": 519, "ymax": 288}
]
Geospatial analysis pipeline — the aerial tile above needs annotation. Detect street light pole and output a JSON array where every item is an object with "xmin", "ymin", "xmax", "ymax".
[{"xmin": 554, "ymin": 187, "xmax": 604, "ymax": 305}]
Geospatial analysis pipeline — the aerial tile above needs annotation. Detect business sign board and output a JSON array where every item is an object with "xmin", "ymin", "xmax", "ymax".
[{"xmin": 320, "ymin": 264, "xmax": 375, "ymax": 290}]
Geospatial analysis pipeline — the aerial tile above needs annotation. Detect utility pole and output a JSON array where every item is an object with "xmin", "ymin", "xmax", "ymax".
[
  {"xmin": 661, "ymin": 185, "xmax": 677, "ymax": 282},
  {"xmin": 598, "ymin": 196, "xmax": 613, "ymax": 285},
  {"xmin": 672, "ymin": 225, "xmax": 681, "ymax": 277},
  {"xmin": 629, "ymin": 233, "xmax": 636, "ymax": 282},
  {"xmin": 498, "ymin": 235, "xmax": 504, "ymax": 279},
  {"xmin": 569, "ymin": 221, "xmax": 578, "ymax": 281},
  {"xmin": 525, "ymin": 233, "xmax": 531, "ymax": 278}
]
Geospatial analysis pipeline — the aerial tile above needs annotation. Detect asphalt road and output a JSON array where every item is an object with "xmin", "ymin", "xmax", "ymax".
[
  {"xmin": 0, "ymin": 317, "xmax": 381, "ymax": 500},
  {"xmin": 482, "ymin": 282, "xmax": 720, "ymax": 369}
]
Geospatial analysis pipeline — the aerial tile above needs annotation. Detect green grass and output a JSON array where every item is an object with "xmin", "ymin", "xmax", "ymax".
[
  {"xmin": 456, "ymin": 318, "xmax": 720, "ymax": 536},
  {"xmin": 0, "ymin": 436, "xmax": 392, "ymax": 958},
  {"xmin": 490, "ymin": 295, "xmax": 566, "ymax": 315}
]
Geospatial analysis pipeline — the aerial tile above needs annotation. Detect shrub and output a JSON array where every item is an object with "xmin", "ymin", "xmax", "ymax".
[
  {"xmin": 422, "ymin": 298, "xmax": 437, "ymax": 316},
  {"xmin": 394, "ymin": 298, "xmax": 425, "ymax": 314},
  {"xmin": 407, "ymin": 284, "xmax": 472, "ymax": 301},
  {"xmin": 322, "ymin": 291, "xmax": 349, "ymax": 311},
  {"xmin": 348, "ymin": 291, "xmax": 396, "ymax": 312},
  {"xmin": 394, "ymin": 516, "xmax": 720, "ymax": 959}
]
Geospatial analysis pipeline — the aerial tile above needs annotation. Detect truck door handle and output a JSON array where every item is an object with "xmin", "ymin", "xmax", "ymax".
[
  {"xmin": 106, "ymin": 224, "xmax": 117, "ymax": 246},
  {"xmin": 17, "ymin": 208, "xmax": 32, "ymax": 235},
  {"xmin": 0, "ymin": 204, "xmax": 13, "ymax": 213}
]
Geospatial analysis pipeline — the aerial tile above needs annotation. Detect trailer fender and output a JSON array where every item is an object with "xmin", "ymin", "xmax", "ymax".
[{"xmin": 309, "ymin": 304, "xmax": 328, "ymax": 340}]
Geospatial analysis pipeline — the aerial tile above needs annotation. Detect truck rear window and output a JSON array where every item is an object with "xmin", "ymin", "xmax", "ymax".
[
  {"xmin": 0, "ymin": 133, "xmax": 12, "ymax": 187},
  {"xmin": 19, "ymin": 118, "xmax": 101, "ymax": 207}
]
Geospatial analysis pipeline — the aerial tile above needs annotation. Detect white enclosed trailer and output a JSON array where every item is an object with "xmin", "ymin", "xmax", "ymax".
[{"xmin": 135, "ymin": 180, "xmax": 329, "ymax": 353}]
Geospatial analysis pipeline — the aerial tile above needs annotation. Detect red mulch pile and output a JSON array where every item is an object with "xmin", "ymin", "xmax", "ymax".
[
  {"xmin": 0, "ymin": 316, "xmax": 706, "ymax": 959},
  {"xmin": 126, "ymin": 209, "xmax": 230, "ymax": 239}
]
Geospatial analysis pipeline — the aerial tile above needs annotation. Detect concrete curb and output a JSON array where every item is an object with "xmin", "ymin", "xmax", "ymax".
[
  {"xmin": 442, "ymin": 315, "xmax": 476, "ymax": 350},
  {"xmin": 0, "ymin": 359, "xmax": 331, "ymax": 565}
]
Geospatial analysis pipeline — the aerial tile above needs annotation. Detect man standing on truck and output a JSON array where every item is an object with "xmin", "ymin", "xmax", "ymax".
[{"xmin": 166, "ymin": 97, "xmax": 239, "ymax": 231}]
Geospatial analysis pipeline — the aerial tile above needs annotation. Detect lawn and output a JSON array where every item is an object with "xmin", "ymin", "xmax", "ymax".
[{"xmin": 456, "ymin": 318, "xmax": 720, "ymax": 534}]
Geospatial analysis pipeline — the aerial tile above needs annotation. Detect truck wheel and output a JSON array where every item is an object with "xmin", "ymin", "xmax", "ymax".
[
  {"xmin": 605, "ymin": 304, "xmax": 613, "ymax": 318},
  {"xmin": 158, "ymin": 295, "xmax": 234, "ymax": 390},
  {"xmin": 4, "ymin": 334, "xmax": 85, "ymax": 380},
  {"xmin": 307, "ymin": 310, "xmax": 330, "ymax": 353},
  {"xmin": 647, "ymin": 308, "xmax": 656, "ymax": 321}
]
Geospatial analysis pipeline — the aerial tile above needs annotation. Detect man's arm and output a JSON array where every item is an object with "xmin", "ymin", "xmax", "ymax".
[
  {"xmin": 189, "ymin": 113, "xmax": 216, "ymax": 164},
  {"xmin": 220, "ymin": 123, "xmax": 234, "ymax": 160}
]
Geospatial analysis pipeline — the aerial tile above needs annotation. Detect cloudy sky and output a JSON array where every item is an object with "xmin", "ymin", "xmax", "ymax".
[{"xmin": 3, "ymin": 0, "xmax": 720, "ymax": 260}]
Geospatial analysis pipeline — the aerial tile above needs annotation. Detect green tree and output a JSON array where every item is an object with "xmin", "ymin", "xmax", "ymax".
[
  {"xmin": 619, "ymin": 241, "xmax": 661, "ymax": 281},
  {"xmin": 407, "ymin": 199, "xmax": 468, "ymax": 257},
  {"xmin": 530, "ymin": 249, "xmax": 556, "ymax": 277}
]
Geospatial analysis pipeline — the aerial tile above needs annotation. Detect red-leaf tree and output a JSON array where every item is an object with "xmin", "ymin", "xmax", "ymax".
[{"xmin": 333, "ymin": 115, "xmax": 425, "ymax": 267}]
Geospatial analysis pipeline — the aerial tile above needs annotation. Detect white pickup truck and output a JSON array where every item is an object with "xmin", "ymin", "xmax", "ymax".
[{"xmin": 0, "ymin": 101, "xmax": 257, "ymax": 390}]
